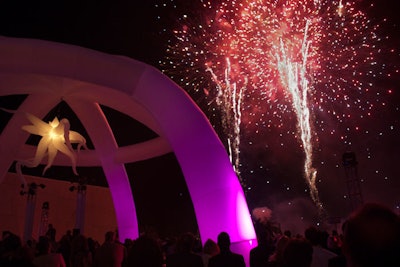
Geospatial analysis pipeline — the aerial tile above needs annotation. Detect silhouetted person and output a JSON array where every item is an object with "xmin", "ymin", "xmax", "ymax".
[
  {"xmin": 57, "ymin": 230, "xmax": 72, "ymax": 267},
  {"xmin": 0, "ymin": 232, "xmax": 36, "ymax": 266},
  {"xmin": 328, "ymin": 227, "xmax": 346, "ymax": 267},
  {"xmin": 327, "ymin": 230, "xmax": 342, "ymax": 255},
  {"xmin": 268, "ymin": 235, "xmax": 290, "ymax": 267},
  {"xmin": 250, "ymin": 223, "xmax": 275, "ymax": 267},
  {"xmin": 123, "ymin": 238, "xmax": 134, "ymax": 253},
  {"xmin": 305, "ymin": 226, "xmax": 337, "ymax": 267},
  {"xmin": 282, "ymin": 237, "xmax": 313, "ymax": 267},
  {"xmin": 342, "ymin": 202, "xmax": 400, "ymax": 267},
  {"xmin": 33, "ymin": 236, "xmax": 66, "ymax": 267},
  {"xmin": 200, "ymin": 238, "xmax": 220, "ymax": 267},
  {"xmin": 126, "ymin": 234, "xmax": 163, "ymax": 267},
  {"xmin": 166, "ymin": 232, "xmax": 203, "ymax": 267},
  {"xmin": 70, "ymin": 234, "xmax": 92, "ymax": 267},
  {"xmin": 87, "ymin": 237, "xmax": 99, "ymax": 265},
  {"xmin": 46, "ymin": 224, "xmax": 57, "ymax": 243},
  {"xmin": 93, "ymin": 231, "xmax": 125, "ymax": 267},
  {"xmin": 283, "ymin": 231, "xmax": 291, "ymax": 238},
  {"xmin": 208, "ymin": 232, "xmax": 245, "ymax": 267}
]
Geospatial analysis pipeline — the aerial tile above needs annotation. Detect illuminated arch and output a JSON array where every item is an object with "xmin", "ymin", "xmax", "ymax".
[{"xmin": 0, "ymin": 36, "xmax": 256, "ymax": 250}]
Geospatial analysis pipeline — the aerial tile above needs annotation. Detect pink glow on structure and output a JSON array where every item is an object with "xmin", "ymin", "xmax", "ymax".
[
  {"xmin": 66, "ymin": 100, "xmax": 138, "ymax": 240},
  {"xmin": 0, "ymin": 37, "xmax": 256, "ymax": 259},
  {"xmin": 236, "ymin": 191, "xmax": 257, "ymax": 240}
]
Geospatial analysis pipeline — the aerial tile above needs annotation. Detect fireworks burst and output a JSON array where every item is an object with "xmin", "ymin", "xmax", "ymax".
[
  {"xmin": 161, "ymin": 0, "xmax": 389, "ymax": 208},
  {"xmin": 206, "ymin": 58, "xmax": 246, "ymax": 178}
]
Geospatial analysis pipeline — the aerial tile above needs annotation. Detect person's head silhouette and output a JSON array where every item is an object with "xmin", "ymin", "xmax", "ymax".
[
  {"xmin": 343, "ymin": 202, "xmax": 400, "ymax": 267},
  {"xmin": 217, "ymin": 232, "xmax": 231, "ymax": 252}
]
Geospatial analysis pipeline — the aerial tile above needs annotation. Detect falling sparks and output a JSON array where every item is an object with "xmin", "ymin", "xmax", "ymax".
[
  {"xmin": 275, "ymin": 22, "xmax": 322, "ymax": 209},
  {"xmin": 337, "ymin": 0, "xmax": 344, "ymax": 17},
  {"xmin": 206, "ymin": 57, "xmax": 246, "ymax": 180}
]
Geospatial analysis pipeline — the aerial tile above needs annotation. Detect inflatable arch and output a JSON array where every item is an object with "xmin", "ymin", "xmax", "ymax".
[{"xmin": 0, "ymin": 36, "xmax": 256, "ymax": 252}]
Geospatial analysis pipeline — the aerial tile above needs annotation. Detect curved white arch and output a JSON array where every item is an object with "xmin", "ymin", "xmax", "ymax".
[{"xmin": 0, "ymin": 36, "xmax": 256, "ymax": 251}]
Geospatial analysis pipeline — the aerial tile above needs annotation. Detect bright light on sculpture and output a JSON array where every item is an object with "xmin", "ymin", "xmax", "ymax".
[{"xmin": 17, "ymin": 113, "xmax": 87, "ymax": 183}]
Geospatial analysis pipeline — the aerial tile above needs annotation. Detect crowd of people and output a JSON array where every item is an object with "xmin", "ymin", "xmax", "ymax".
[{"xmin": 0, "ymin": 202, "xmax": 399, "ymax": 267}]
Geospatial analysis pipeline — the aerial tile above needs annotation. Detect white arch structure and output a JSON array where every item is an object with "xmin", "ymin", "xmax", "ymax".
[{"xmin": 0, "ymin": 36, "xmax": 256, "ymax": 252}]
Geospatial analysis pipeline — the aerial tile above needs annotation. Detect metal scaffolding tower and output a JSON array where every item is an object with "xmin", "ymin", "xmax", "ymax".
[
  {"xmin": 342, "ymin": 151, "xmax": 364, "ymax": 211},
  {"xmin": 20, "ymin": 182, "xmax": 46, "ymax": 243},
  {"xmin": 69, "ymin": 176, "xmax": 88, "ymax": 235},
  {"xmin": 38, "ymin": 201, "xmax": 50, "ymax": 237}
]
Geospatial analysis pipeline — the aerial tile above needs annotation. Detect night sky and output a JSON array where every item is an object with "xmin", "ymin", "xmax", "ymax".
[{"xmin": 0, "ymin": 0, "xmax": 399, "ymax": 236}]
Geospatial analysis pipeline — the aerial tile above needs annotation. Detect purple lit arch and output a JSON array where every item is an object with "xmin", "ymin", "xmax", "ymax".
[{"xmin": 0, "ymin": 37, "xmax": 256, "ymax": 253}]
